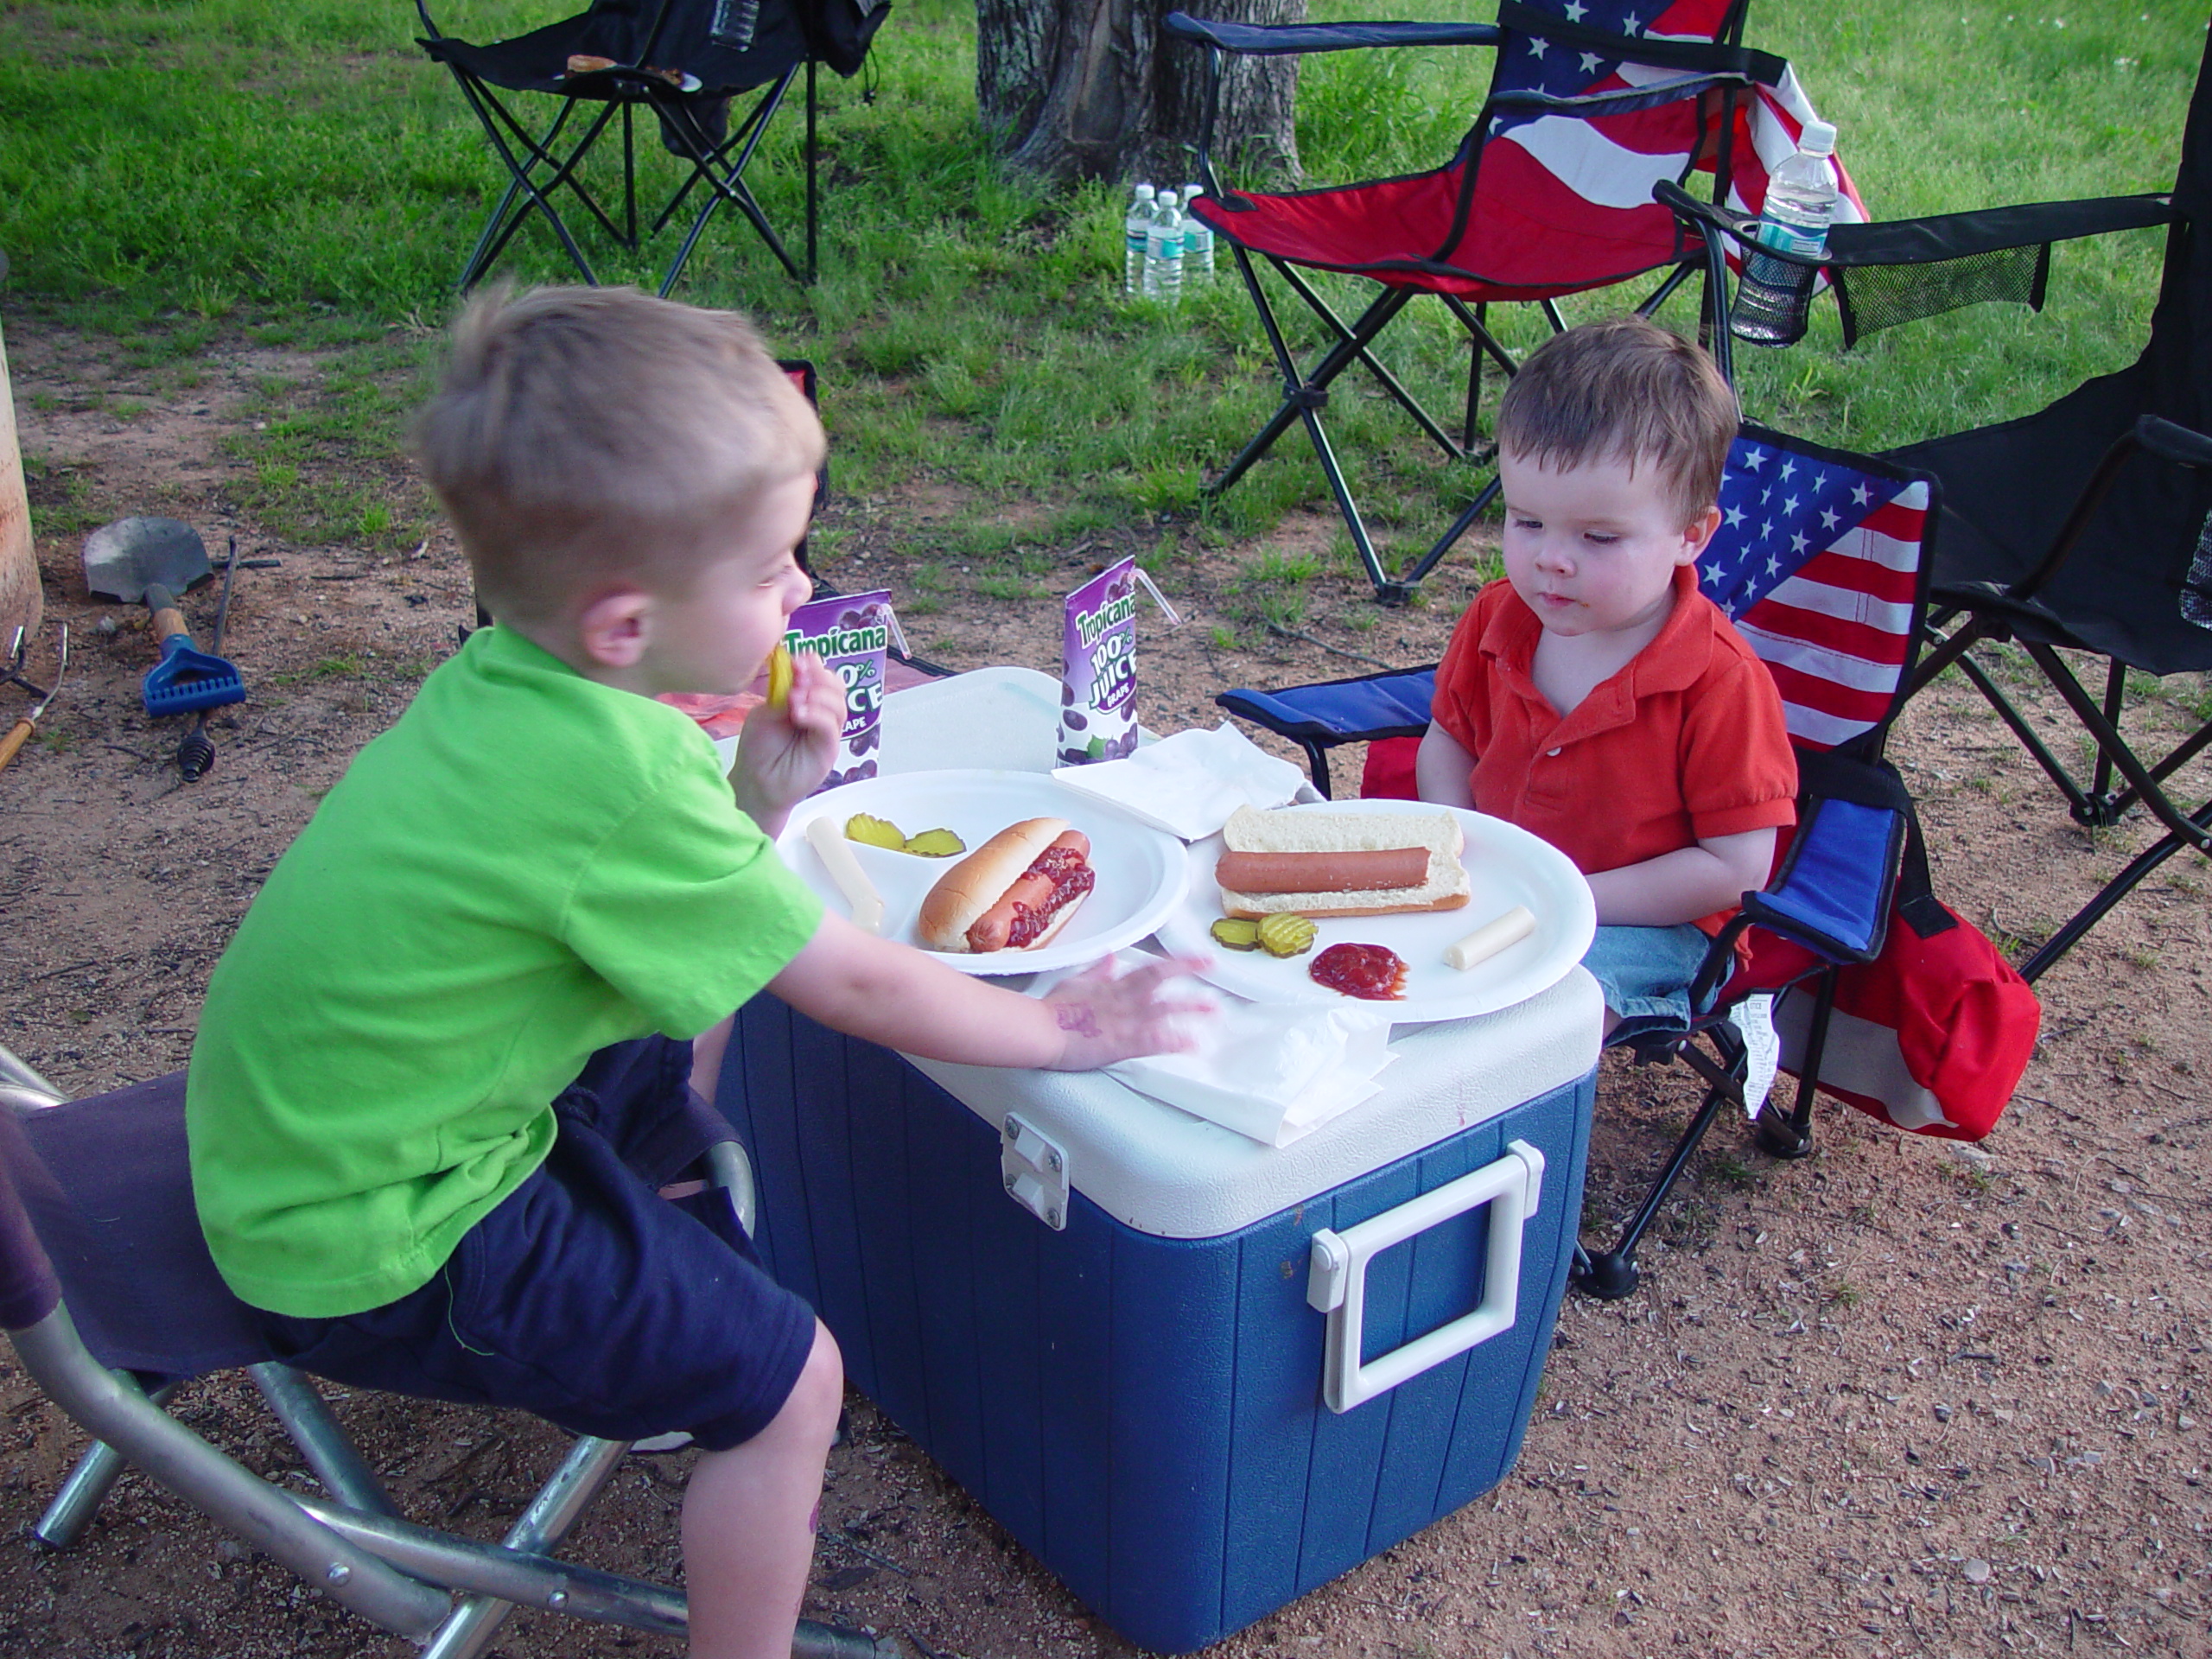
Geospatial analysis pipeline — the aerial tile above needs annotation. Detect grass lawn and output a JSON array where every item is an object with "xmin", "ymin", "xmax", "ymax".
[{"xmin": 1, "ymin": 0, "xmax": 2205, "ymax": 579}]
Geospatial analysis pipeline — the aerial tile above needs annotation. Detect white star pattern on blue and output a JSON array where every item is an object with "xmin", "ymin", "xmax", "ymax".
[
  {"xmin": 1563, "ymin": 0, "xmax": 1587, "ymax": 18},
  {"xmin": 1580, "ymin": 50, "xmax": 1604, "ymax": 73},
  {"xmin": 1700, "ymin": 435, "xmax": 1897, "ymax": 620},
  {"xmin": 1528, "ymin": 35, "xmax": 1548, "ymax": 58}
]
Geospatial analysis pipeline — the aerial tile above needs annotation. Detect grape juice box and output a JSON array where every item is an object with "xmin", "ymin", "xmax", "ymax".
[{"xmin": 1058, "ymin": 558, "xmax": 1140, "ymax": 766}]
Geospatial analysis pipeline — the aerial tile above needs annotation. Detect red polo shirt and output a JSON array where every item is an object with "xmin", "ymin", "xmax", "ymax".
[{"xmin": 1431, "ymin": 565, "xmax": 1797, "ymax": 933}]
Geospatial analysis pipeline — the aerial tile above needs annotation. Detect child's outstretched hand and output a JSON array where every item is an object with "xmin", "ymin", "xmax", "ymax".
[
  {"xmin": 1039, "ymin": 955, "xmax": 1216, "ymax": 1072},
  {"xmin": 730, "ymin": 652, "xmax": 844, "ymax": 837}
]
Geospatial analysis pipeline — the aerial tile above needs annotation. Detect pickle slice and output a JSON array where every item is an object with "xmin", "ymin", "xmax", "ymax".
[
  {"xmin": 842, "ymin": 812, "xmax": 907, "ymax": 851},
  {"xmin": 1210, "ymin": 918, "xmax": 1263, "ymax": 951},
  {"xmin": 1257, "ymin": 913, "xmax": 1319, "ymax": 958},
  {"xmin": 901, "ymin": 827, "xmax": 966, "ymax": 858},
  {"xmin": 765, "ymin": 643, "xmax": 796, "ymax": 709}
]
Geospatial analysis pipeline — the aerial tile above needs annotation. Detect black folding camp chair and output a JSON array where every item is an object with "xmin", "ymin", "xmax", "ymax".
[
  {"xmin": 1218, "ymin": 423, "xmax": 1940, "ymax": 1296},
  {"xmin": 1653, "ymin": 27, "xmax": 2212, "ymax": 983},
  {"xmin": 1164, "ymin": 0, "xmax": 1857, "ymax": 602},
  {"xmin": 416, "ymin": 0, "xmax": 890, "ymax": 293},
  {"xmin": 0, "ymin": 1045, "xmax": 887, "ymax": 1659}
]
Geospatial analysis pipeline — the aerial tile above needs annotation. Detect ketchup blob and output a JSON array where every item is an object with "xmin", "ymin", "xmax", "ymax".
[
  {"xmin": 1004, "ymin": 846, "xmax": 1096, "ymax": 948},
  {"xmin": 1309, "ymin": 942, "xmax": 1408, "ymax": 1001}
]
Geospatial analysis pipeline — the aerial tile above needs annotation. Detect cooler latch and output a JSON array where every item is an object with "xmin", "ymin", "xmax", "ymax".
[
  {"xmin": 1000, "ymin": 1114, "xmax": 1069, "ymax": 1231},
  {"xmin": 1306, "ymin": 1139, "xmax": 1547, "ymax": 1414}
]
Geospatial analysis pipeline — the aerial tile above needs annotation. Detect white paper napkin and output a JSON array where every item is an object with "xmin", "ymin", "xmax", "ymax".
[
  {"xmin": 1049, "ymin": 722, "xmax": 1316, "ymax": 841},
  {"xmin": 1029, "ymin": 950, "xmax": 1397, "ymax": 1147}
]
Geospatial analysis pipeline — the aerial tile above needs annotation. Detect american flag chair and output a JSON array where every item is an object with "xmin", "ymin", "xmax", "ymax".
[
  {"xmin": 1163, "ymin": 0, "xmax": 1862, "ymax": 602},
  {"xmin": 1215, "ymin": 424, "xmax": 1938, "ymax": 1299}
]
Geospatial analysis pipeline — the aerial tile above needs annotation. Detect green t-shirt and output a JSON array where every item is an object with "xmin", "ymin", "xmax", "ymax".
[{"xmin": 187, "ymin": 626, "xmax": 823, "ymax": 1319}]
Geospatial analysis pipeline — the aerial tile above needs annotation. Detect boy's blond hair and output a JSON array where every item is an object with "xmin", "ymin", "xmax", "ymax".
[
  {"xmin": 1495, "ymin": 315, "xmax": 1738, "ymax": 527},
  {"xmin": 415, "ymin": 285, "xmax": 826, "ymax": 624}
]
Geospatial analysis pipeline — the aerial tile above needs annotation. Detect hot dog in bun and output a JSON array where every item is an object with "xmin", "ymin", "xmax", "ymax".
[
  {"xmin": 1215, "ymin": 804, "xmax": 1469, "ymax": 919},
  {"xmin": 918, "ymin": 817, "xmax": 1096, "ymax": 953}
]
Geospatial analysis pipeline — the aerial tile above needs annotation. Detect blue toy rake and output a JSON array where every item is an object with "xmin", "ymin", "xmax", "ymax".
[{"xmin": 140, "ymin": 583, "xmax": 245, "ymax": 717}]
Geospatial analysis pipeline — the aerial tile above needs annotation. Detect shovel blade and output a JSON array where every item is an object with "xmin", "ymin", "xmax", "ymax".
[{"xmin": 84, "ymin": 518, "xmax": 211, "ymax": 604}]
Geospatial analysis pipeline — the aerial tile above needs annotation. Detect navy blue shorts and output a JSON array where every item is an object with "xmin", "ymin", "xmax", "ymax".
[{"xmin": 252, "ymin": 1037, "xmax": 818, "ymax": 1452}]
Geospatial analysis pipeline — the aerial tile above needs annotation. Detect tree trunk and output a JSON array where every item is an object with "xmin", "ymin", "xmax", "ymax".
[
  {"xmin": 976, "ymin": 0, "xmax": 1302, "ymax": 186},
  {"xmin": 0, "ymin": 317, "xmax": 38, "ymax": 648}
]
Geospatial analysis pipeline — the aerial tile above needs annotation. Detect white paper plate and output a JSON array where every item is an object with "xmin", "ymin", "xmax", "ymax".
[
  {"xmin": 1155, "ymin": 800, "xmax": 1596, "ymax": 1023},
  {"xmin": 778, "ymin": 770, "xmax": 1190, "ymax": 977}
]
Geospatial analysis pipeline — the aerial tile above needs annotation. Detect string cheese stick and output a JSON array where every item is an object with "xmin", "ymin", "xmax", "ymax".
[
  {"xmin": 806, "ymin": 816, "xmax": 887, "ymax": 935},
  {"xmin": 1443, "ymin": 905, "xmax": 1535, "ymax": 971}
]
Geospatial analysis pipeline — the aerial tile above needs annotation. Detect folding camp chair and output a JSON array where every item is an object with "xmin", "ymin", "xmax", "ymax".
[
  {"xmin": 1164, "ymin": 0, "xmax": 1859, "ymax": 603},
  {"xmin": 1650, "ymin": 29, "xmax": 2212, "ymax": 982},
  {"xmin": 416, "ymin": 0, "xmax": 889, "ymax": 294},
  {"xmin": 0, "ymin": 1044, "xmax": 889, "ymax": 1659},
  {"xmin": 1218, "ymin": 423, "xmax": 1939, "ymax": 1296}
]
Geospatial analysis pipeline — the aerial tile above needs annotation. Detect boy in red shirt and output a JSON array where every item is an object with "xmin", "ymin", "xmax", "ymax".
[{"xmin": 1417, "ymin": 316, "xmax": 1797, "ymax": 1035}]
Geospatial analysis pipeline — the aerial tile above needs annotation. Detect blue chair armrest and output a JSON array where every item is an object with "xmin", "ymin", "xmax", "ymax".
[
  {"xmin": 1741, "ymin": 796, "xmax": 1904, "ymax": 965},
  {"xmin": 1163, "ymin": 12, "xmax": 1499, "ymax": 56},
  {"xmin": 1217, "ymin": 668, "xmax": 1437, "ymax": 746}
]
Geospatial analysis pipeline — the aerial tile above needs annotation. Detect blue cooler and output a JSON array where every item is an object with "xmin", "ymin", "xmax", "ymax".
[{"xmin": 717, "ymin": 966, "xmax": 1601, "ymax": 1654}]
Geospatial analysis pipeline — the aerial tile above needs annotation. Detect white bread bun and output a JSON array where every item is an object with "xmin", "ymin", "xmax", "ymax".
[
  {"xmin": 1216, "ymin": 804, "xmax": 1470, "ymax": 919},
  {"xmin": 917, "ymin": 817, "xmax": 1078, "ymax": 952}
]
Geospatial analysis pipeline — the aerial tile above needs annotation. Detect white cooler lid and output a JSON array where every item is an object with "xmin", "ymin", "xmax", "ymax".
[{"xmin": 907, "ymin": 965, "xmax": 1602, "ymax": 1240}]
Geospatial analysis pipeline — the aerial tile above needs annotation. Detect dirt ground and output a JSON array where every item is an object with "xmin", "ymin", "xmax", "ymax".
[{"xmin": 3, "ymin": 315, "xmax": 2209, "ymax": 1659}]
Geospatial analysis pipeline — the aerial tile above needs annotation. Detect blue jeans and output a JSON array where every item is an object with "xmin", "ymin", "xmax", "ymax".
[{"xmin": 1581, "ymin": 922, "xmax": 1716, "ymax": 1039}]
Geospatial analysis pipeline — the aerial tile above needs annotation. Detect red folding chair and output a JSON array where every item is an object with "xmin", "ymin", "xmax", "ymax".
[{"xmin": 1166, "ymin": 0, "xmax": 1862, "ymax": 601}]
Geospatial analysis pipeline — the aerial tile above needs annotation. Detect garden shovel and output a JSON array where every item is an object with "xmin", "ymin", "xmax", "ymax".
[{"xmin": 80, "ymin": 517, "xmax": 245, "ymax": 716}]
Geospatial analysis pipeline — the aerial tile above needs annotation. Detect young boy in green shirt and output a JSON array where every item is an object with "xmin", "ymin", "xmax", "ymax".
[{"xmin": 185, "ymin": 286, "xmax": 1202, "ymax": 1659}]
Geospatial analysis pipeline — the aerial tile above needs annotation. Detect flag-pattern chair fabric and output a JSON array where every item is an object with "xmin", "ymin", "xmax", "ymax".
[
  {"xmin": 1213, "ymin": 424, "xmax": 1938, "ymax": 1297},
  {"xmin": 1165, "ymin": 0, "xmax": 1859, "ymax": 601}
]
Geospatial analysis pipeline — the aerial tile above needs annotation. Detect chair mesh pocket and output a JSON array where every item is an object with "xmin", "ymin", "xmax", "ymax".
[{"xmin": 1834, "ymin": 244, "xmax": 2050, "ymax": 346}]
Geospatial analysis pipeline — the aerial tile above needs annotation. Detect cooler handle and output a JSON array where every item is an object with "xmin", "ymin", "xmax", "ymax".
[{"xmin": 1306, "ymin": 1140, "xmax": 1546, "ymax": 1414}]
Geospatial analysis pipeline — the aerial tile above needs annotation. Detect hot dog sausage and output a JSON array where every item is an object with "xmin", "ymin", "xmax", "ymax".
[
  {"xmin": 964, "ymin": 830, "xmax": 1094, "ymax": 952},
  {"xmin": 1214, "ymin": 847, "xmax": 1430, "ymax": 895}
]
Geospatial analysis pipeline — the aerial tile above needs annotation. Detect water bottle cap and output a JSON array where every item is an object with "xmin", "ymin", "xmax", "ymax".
[
  {"xmin": 1182, "ymin": 183, "xmax": 1205, "ymax": 200},
  {"xmin": 1799, "ymin": 119, "xmax": 1836, "ymax": 156},
  {"xmin": 1157, "ymin": 191, "xmax": 1179, "ymax": 210},
  {"xmin": 1135, "ymin": 183, "xmax": 1155, "ymax": 199}
]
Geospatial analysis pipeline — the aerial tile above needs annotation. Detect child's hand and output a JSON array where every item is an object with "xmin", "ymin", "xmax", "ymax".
[
  {"xmin": 1039, "ymin": 955, "xmax": 1216, "ymax": 1072},
  {"xmin": 730, "ymin": 653, "xmax": 845, "ymax": 837}
]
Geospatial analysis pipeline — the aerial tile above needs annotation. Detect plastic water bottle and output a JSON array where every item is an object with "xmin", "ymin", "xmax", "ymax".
[
  {"xmin": 1179, "ymin": 183, "xmax": 1214, "ymax": 286},
  {"xmin": 1730, "ymin": 119, "xmax": 1840, "ymax": 346},
  {"xmin": 1144, "ymin": 190, "xmax": 1185, "ymax": 304},
  {"xmin": 1123, "ymin": 183, "xmax": 1156, "ymax": 298}
]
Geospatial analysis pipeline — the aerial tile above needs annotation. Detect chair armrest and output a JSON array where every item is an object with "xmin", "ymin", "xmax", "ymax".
[
  {"xmin": 1492, "ymin": 70, "xmax": 1755, "ymax": 121},
  {"xmin": 2135, "ymin": 412, "xmax": 2212, "ymax": 471},
  {"xmin": 1162, "ymin": 12, "xmax": 1499, "ymax": 56},
  {"xmin": 1656, "ymin": 179, "xmax": 2174, "ymax": 270}
]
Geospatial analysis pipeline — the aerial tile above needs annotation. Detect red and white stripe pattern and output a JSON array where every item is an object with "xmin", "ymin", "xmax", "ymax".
[
  {"xmin": 1700, "ymin": 437, "xmax": 1929, "ymax": 751},
  {"xmin": 1486, "ymin": 0, "xmax": 1865, "ymax": 270}
]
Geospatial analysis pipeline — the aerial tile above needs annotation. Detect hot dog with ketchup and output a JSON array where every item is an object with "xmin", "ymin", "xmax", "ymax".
[{"xmin": 918, "ymin": 817, "xmax": 1096, "ymax": 953}]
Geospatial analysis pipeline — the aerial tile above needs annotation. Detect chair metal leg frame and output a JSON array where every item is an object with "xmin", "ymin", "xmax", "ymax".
[
  {"xmin": 2018, "ymin": 795, "xmax": 2212, "ymax": 981},
  {"xmin": 1574, "ymin": 963, "xmax": 1840, "ymax": 1300},
  {"xmin": 34, "ymin": 1379, "xmax": 180, "ymax": 1548},
  {"xmin": 1910, "ymin": 613, "xmax": 2212, "ymax": 853},
  {"xmin": 650, "ymin": 65, "xmax": 810, "ymax": 293},
  {"xmin": 1205, "ymin": 230, "xmax": 1713, "ymax": 601},
  {"xmin": 10, "ymin": 1308, "xmax": 453, "ymax": 1639},
  {"xmin": 449, "ymin": 73, "xmax": 631, "ymax": 289},
  {"xmin": 1573, "ymin": 1027, "xmax": 1747, "ymax": 1301}
]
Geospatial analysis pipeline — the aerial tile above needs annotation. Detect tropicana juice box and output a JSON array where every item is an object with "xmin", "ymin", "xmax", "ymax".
[
  {"xmin": 785, "ymin": 588, "xmax": 893, "ymax": 791},
  {"xmin": 1057, "ymin": 557, "xmax": 1140, "ymax": 766}
]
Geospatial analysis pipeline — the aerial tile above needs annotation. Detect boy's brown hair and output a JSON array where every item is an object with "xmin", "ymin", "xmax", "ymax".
[
  {"xmin": 415, "ymin": 285, "xmax": 826, "ymax": 625},
  {"xmin": 1494, "ymin": 315, "xmax": 1738, "ymax": 526}
]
